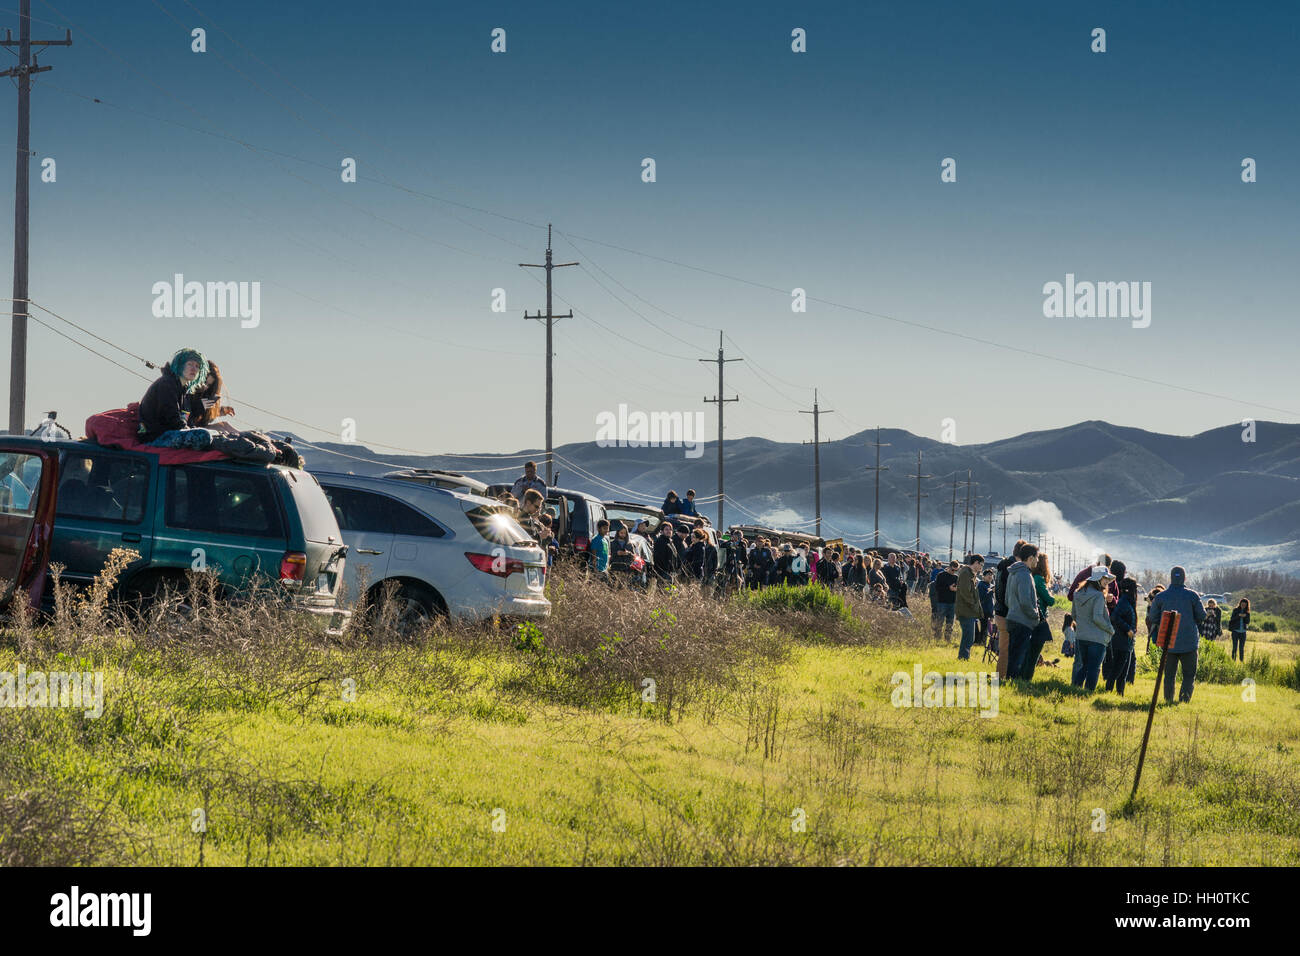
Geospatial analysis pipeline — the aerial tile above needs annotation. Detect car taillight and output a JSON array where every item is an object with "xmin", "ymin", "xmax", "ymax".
[
  {"xmin": 465, "ymin": 552, "xmax": 525, "ymax": 577},
  {"xmin": 280, "ymin": 551, "xmax": 307, "ymax": 584},
  {"xmin": 574, "ymin": 534, "xmax": 589, "ymax": 551}
]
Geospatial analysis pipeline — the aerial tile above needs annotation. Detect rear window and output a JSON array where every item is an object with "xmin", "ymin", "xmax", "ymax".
[
  {"xmin": 286, "ymin": 471, "xmax": 343, "ymax": 542},
  {"xmin": 465, "ymin": 505, "xmax": 535, "ymax": 547},
  {"xmin": 605, "ymin": 507, "xmax": 659, "ymax": 534},
  {"xmin": 167, "ymin": 466, "xmax": 285, "ymax": 538}
]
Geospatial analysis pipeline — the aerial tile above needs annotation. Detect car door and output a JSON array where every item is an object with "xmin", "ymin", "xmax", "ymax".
[
  {"xmin": 384, "ymin": 494, "xmax": 448, "ymax": 582},
  {"xmin": 48, "ymin": 447, "xmax": 154, "ymax": 587},
  {"xmin": 320, "ymin": 484, "xmax": 395, "ymax": 605},
  {"xmin": 0, "ymin": 446, "xmax": 59, "ymax": 611}
]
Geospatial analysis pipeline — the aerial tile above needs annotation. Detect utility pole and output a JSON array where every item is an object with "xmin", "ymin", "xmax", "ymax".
[
  {"xmin": 3, "ymin": 2, "xmax": 71, "ymax": 434},
  {"xmin": 864, "ymin": 426, "xmax": 889, "ymax": 550},
  {"xmin": 700, "ymin": 331, "xmax": 741, "ymax": 530},
  {"xmin": 799, "ymin": 389, "xmax": 833, "ymax": 538},
  {"xmin": 985, "ymin": 498, "xmax": 994, "ymax": 554},
  {"xmin": 1018, "ymin": 514, "xmax": 1024, "ymax": 540},
  {"xmin": 998, "ymin": 507, "xmax": 1009, "ymax": 555},
  {"xmin": 961, "ymin": 471, "xmax": 973, "ymax": 556},
  {"xmin": 520, "ymin": 224, "xmax": 577, "ymax": 487},
  {"xmin": 948, "ymin": 478, "xmax": 959, "ymax": 562},
  {"xmin": 907, "ymin": 451, "xmax": 930, "ymax": 551}
]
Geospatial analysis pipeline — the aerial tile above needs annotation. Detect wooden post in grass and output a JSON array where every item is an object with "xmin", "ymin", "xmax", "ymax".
[{"xmin": 1130, "ymin": 609, "xmax": 1180, "ymax": 804}]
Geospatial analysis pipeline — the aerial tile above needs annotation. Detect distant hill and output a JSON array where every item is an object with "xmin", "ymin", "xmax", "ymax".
[{"xmin": 279, "ymin": 419, "xmax": 1300, "ymax": 574}]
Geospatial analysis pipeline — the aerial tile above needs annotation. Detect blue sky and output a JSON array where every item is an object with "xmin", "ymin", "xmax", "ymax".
[{"xmin": 2, "ymin": 0, "xmax": 1297, "ymax": 458}]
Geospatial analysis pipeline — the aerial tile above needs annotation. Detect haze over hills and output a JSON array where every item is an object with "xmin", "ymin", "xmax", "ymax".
[{"xmin": 283, "ymin": 420, "xmax": 1300, "ymax": 574}]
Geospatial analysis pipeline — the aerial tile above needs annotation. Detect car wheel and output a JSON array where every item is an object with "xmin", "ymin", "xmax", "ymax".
[
  {"xmin": 372, "ymin": 582, "xmax": 444, "ymax": 635},
  {"xmin": 122, "ymin": 572, "xmax": 193, "ymax": 626}
]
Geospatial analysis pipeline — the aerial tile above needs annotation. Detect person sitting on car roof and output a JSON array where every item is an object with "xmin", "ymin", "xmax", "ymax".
[
  {"xmin": 678, "ymin": 489, "xmax": 699, "ymax": 517},
  {"xmin": 186, "ymin": 360, "xmax": 237, "ymax": 431},
  {"xmin": 138, "ymin": 347, "xmax": 214, "ymax": 448}
]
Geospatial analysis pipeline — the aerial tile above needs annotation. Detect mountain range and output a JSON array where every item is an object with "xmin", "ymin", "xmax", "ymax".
[{"xmin": 280, "ymin": 420, "xmax": 1300, "ymax": 574}]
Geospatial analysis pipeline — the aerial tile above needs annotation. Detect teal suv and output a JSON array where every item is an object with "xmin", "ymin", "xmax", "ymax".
[{"xmin": 0, "ymin": 437, "xmax": 350, "ymax": 633}]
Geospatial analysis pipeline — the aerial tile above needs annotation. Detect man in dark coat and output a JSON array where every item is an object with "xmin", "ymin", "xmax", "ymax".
[{"xmin": 1145, "ymin": 566, "xmax": 1207, "ymax": 703}]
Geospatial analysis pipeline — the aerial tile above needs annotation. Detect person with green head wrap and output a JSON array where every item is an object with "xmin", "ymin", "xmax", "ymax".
[{"xmin": 138, "ymin": 348, "xmax": 214, "ymax": 448}]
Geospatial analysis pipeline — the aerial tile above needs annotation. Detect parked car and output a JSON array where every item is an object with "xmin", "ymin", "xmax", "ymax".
[
  {"xmin": 0, "ymin": 438, "xmax": 351, "ymax": 632},
  {"xmin": 727, "ymin": 524, "xmax": 823, "ymax": 551},
  {"xmin": 315, "ymin": 472, "xmax": 549, "ymax": 626},
  {"xmin": 542, "ymin": 487, "xmax": 608, "ymax": 558},
  {"xmin": 604, "ymin": 500, "xmax": 664, "ymax": 536},
  {"xmin": 384, "ymin": 468, "xmax": 490, "ymax": 497}
]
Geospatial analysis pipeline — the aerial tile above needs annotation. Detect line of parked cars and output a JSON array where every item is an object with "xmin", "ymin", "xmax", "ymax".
[{"xmin": 0, "ymin": 442, "xmax": 553, "ymax": 633}]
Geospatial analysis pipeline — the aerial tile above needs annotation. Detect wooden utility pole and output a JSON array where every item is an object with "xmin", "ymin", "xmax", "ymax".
[
  {"xmin": 864, "ymin": 426, "xmax": 889, "ymax": 550},
  {"xmin": 700, "ymin": 331, "xmax": 741, "ymax": 530},
  {"xmin": 961, "ymin": 470, "xmax": 973, "ymax": 556},
  {"xmin": 998, "ymin": 507, "xmax": 1009, "ymax": 555},
  {"xmin": 520, "ymin": 224, "xmax": 578, "ymax": 486},
  {"xmin": 799, "ymin": 389, "xmax": 833, "ymax": 538},
  {"xmin": 2, "ymin": 1, "xmax": 71, "ymax": 434},
  {"xmin": 948, "ymin": 478, "xmax": 959, "ymax": 562},
  {"xmin": 1131, "ymin": 610, "xmax": 1180, "ymax": 805},
  {"xmin": 907, "ymin": 451, "xmax": 930, "ymax": 551}
]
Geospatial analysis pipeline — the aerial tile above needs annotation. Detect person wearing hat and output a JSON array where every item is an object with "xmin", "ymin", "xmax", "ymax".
[
  {"xmin": 1070, "ymin": 566, "xmax": 1115, "ymax": 691},
  {"xmin": 1145, "ymin": 566, "xmax": 1207, "ymax": 703}
]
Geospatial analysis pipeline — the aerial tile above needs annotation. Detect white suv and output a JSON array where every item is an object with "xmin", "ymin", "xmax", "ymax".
[{"xmin": 315, "ymin": 472, "xmax": 550, "ymax": 626}]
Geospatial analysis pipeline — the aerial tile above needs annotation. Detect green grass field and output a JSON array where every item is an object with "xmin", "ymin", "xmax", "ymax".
[{"xmin": 3, "ymin": 577, "xmax": 1299, "ymax": 866}]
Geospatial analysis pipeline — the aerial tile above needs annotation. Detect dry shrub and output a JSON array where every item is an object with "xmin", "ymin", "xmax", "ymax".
[{"xmin": 514, "ymin": 574, "xmax": 792, "ymax": 720}]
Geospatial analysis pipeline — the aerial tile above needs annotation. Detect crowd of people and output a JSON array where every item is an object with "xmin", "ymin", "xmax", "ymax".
[{"xmin": 494, "ymin": 469, "xmax": 1256, "ymax": 707}]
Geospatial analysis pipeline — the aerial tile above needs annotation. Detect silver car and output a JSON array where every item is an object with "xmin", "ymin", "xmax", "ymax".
[{"xmin": 315, "ymin": 472, "xmax": 550, "ymax": 626}]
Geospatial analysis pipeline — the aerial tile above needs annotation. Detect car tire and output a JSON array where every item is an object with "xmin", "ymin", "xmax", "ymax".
[
  {"xmin": 370, "ymin": 581, "xmax": 445, "ymax": 635},
  {"xmin": 121, "ymin": 571, "xmax": 193, "ymax": 625}
]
